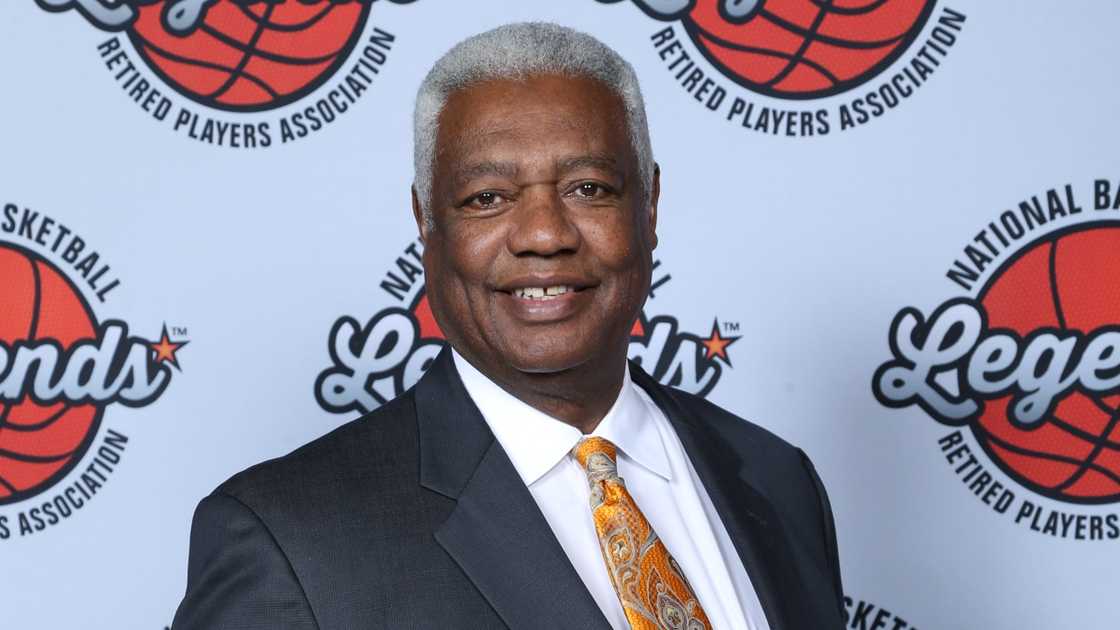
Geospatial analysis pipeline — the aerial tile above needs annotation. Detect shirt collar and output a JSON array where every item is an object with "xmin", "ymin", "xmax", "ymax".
[{"xmin": 452, "ymin": 350, "xmax": 672, "ymax": 486}]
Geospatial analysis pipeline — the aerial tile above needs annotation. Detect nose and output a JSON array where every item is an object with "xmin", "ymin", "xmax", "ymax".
[{"xmin": 506, "ymin": 185, "xmax": 581, "ymax": 257}]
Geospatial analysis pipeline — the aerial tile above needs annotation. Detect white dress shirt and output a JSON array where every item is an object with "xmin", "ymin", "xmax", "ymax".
[{"xmin": 452, "ymin": 351, "xmax": 771, "ymax": 630}]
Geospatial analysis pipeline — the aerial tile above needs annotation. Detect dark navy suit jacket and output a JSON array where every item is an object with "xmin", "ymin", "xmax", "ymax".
[{"xmin": 172, "ymin": 349, "xmax": 845, "ymax": 629}]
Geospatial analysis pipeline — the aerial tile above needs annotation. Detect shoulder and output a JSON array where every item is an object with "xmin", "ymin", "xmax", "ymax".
[{"xmin": 214, "ymin": 390, "xmax": 420, "ymax": 515}]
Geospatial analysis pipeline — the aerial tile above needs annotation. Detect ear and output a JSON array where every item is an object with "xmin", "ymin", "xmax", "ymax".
[
  {"xmin": 646, "ymin": 164, "xmax": 661, "ymax": 250},
  {"xmin": 411, "ymin": 185, "xmax": 429, "ymax": 243}
]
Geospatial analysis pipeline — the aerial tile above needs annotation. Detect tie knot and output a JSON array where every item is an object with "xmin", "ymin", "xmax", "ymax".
[{"xmin": 573, "ymin": 436, "xmax": 618, "ymax": 471}]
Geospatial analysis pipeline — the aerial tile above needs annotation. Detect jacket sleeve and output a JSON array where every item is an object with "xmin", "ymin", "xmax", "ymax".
[
  {"xmin": 798, "ymin": 449, "xmax": 845, "ymax": 616},
  {"xmin": 172, "ymin": 491, "xmax": 320, "ymax": 630}
]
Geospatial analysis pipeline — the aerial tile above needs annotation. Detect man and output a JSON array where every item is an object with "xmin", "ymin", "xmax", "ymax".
[{"xmin": 173, "ymin": 22, "xmax": 844, "ymax": 630}]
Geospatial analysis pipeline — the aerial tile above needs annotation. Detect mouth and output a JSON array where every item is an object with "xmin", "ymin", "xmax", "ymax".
[
  {"xmin": 495, "ymin": 277, "xmax": 597, "ymax": 322},
  {"xmin": 509, "ymin": 285, "xmax": 579, "ymax": 301}
]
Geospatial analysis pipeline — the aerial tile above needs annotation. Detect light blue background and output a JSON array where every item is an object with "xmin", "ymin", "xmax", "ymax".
[{"xmin": 1, "ymin": 1, "xmax": 1117, "ymax": 628}]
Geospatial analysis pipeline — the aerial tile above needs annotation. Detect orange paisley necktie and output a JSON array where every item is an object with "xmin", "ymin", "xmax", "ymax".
[{"xmin": 573, "ymin": 437, "xmax": 712, "ymax": 630}]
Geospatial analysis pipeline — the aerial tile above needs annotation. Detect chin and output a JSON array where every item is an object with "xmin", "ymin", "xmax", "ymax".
[{"xmin": 504, "ymin": 342, "xmax": 594, "ymax": 376}]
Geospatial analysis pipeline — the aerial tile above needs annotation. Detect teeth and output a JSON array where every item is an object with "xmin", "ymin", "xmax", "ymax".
[{"xmin": 514, "ymin": 285, "xmax": 573, "ymax": 300}]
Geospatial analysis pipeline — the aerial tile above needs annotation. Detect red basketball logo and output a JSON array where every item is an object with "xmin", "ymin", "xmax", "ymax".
[
  {"xmin": 875, "ymin": 220, "xmax": 1120, "ymax": 506},
  {"xmin": 128, "ymin": 1, "xmax": 370, "ymax": 111},
  {"xmin": 974, "ymin": 225, "xmax": 1120, "ymax": 503},
  {"xmin": 0, "ymin": 244, "xmax": 101, "ymax": 506},
  {"xmin": 683, "ymin": 0, "xmax": 936, "ymax": 98}
]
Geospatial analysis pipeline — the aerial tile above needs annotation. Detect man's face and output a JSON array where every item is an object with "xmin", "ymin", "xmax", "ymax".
[{"xmin": 418, "ymin": 74, "xmax": 658, "ymax": 378}]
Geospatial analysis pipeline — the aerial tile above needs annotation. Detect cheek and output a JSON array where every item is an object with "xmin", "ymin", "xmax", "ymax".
[
  {"xmin": 583, "ymin": 212, "xmax": 649, "ymax": 275},
  {"xmin": 582, "ymin": 223, "xmax": 651, "ymax": 325},
  {"xmin": 440, "ymin": 220, "xmax": 502, "ymax": 280},
  {"xmin": 433, "ymin": 225, "xmax": 506, "ymax": 316},
  {"xmin": 461, "ymin": 230, "xmax": 499, "ymax": 267}
]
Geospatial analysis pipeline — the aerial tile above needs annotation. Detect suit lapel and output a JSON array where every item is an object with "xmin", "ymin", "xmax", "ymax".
[
  {"xmin": 415, "ymin": 350, "xmax": 610, "ymax": 630},
  {"xmin": 630, "ymin": 362, "xmax": 811, "ymax": 630}
]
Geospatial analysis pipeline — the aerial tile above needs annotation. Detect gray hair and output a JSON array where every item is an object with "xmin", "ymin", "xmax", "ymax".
[{"xmin": 412, "ymin": 22, "xmax": 655, "ymax": 228}]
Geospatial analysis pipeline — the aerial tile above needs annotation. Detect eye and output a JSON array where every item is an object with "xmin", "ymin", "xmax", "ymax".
[
  {"xmin": 465, "ymin": 191, "xmax": 506, "ymax": 210},
  {"xmin": 572, "ymin": 182, "xmax": 609, "ymax": 199}
]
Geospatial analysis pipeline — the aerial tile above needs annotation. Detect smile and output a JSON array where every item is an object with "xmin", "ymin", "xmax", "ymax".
[{"xmin": 511, "ymin": 285, "xmax": 576, "ymax": 301}]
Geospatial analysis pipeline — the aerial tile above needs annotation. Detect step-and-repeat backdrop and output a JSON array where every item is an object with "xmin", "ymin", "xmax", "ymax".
[{"xmin": 2, "ymin": 1, "xmax": 1118, "ymax": 628}]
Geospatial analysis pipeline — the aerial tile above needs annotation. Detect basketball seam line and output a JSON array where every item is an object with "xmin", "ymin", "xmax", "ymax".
[
  {"xmin": 0, "ymin": 447, "xmax": 77, "ymax": 464},
  {"xmin": 972, "ymin": 394, "xmax": 1120, "ymax": 477},
  {"xmin": 1055, "ymin": 404, "xmax": 1120, "ymax": 492},
  {"xmin": 1, "ymin": 405, "xmax": 71, "ymax": 433},
  {"xmin": 759, "ymin": 6, "xmax": 912, "ymax": 50},
  {"xmin": 136, "ymin": 37, "xmax": 280, "ymax": 98},
  {"xmin": 28, "ymin": 259, "xmax": 42, "ymax": 343},
  {"xmin": 1048, "ymin": 239, "xmax": 1068, "ymax": 329},
  {"xmin": 1089, "ymin": 395, "xmax": 1119, "ymax": 417},
  {"xmin": 1051, "ymin": 413, "xmax": 1120, "ymax": 451},
  {"xmin": 1046, "ymin": 236, "xmax": 1118, "ymax": 492},
  {"xmin": 0, "ymin": 246, "xmax": 103, "ymax": 504},
  {"xmin": 0, "ymin": 258, "xmax": 43, "ymax": 435},
  {"xmin": 199, "ymin": 22, "xmax": 345, "ymax": 67},
  {"xmin": 763, "ymin": 0, "xmax": 833, "ymax": 88},
  {"xmin": 207, "ymin": 3, "xmax": 275, "ymax": 101},
  {"xmin": 692, "ymin": 26, "xmax": 840, "ymax": 84},
  {"xmin": 974, "ymin": 423, "xmax": 1120, "ymax": 490},
  {"xmin": 235, "ymin": 2, "xmax": 334, "ymax": 33}
]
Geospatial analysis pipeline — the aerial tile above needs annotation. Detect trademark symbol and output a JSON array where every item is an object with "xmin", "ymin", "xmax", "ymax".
[
  {"xmin": 723, "ymin": 321, "xmax": 740, "ymax": 333},
  {"xmin": 171, "ymin": 326, "xmax": 189, "ymax": 337}
]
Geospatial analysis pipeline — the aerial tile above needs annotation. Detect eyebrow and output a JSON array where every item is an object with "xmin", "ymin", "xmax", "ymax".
[
  {"xmin": 556, "ymin": 155, "xmax": 624, "ymax": 179},
  {"xmin": 453, "ymin": 161, "xmax": 518, "ymax": 185},
  {"xmin": 452, "ymin": 154, "xmax": 626, "ymax": 187}
]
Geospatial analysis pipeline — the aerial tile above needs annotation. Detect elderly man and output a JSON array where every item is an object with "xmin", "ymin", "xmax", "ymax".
[{"xmin": 173, "ymin": 22, "xmax": 844, "ymax": 630}]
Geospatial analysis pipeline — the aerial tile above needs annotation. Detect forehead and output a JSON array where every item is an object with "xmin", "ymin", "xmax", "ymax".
[{"xmin": 434, "ymin": 74, "xmax": 632, "ymax": 170}]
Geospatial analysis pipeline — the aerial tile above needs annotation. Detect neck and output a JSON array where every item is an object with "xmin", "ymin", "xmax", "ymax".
[{"xmin": 459, "ymin": 348, "xmax": 628, "ymax": 434}]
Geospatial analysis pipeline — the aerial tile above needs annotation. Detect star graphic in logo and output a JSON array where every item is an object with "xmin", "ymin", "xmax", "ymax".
[
  {"xmin": 150, "ymin": 324, "xmax": 188, "ymax": 370},
  {"xmin": 701, "ymin": 319, "xmax": 740, "ymax": 365}
]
